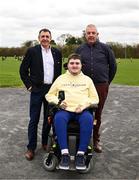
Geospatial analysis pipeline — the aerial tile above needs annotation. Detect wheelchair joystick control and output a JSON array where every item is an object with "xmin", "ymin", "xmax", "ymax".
[
  {"xmin": 58, "ymin": 91, "xmax": 65, "ymax": 104},
  {"xmin": 48, "ymin": 91, "xmax": 65, "ymax": 121}
]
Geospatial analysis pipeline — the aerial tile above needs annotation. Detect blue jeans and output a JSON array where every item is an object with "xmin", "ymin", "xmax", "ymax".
[
  {"xmin": 54, "ymin": 110, "xmax": 93, "ymax": 152},
  {"xmin": 27, "ymin": 84, "xmax": 51, "ymax": 150}
]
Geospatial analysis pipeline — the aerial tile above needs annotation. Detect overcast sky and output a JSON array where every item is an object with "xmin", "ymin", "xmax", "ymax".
[{"xmin": 0, "ymin": 0, "xmax": 138, "ymax": 47}]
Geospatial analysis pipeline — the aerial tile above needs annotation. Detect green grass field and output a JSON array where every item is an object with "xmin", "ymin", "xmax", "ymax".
[
  {"xmin": 113, "ymin": 58, "xmax": 139, "ymax": 85},
  {"xmin": 0, "ymin": 57, "xmax": 139, "ymax": 87},
  {"xmin": 0, "ymin": 57, "xmax": 23, "ymax": 87}
]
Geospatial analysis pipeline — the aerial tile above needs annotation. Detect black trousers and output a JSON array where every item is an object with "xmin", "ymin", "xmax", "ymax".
[{"xmin": 27, "ymin": 84, "xmax": 51, "ymax": 151}]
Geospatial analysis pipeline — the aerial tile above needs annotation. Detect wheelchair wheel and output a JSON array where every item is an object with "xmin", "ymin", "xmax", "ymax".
[{"xmin": 43, "ymin": 153, "xmax": 58, "ymax": 171}]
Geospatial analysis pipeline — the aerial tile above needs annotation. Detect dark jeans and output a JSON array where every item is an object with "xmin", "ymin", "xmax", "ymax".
[
  {"xmin": 27, "ymin": 84, "xmax": 51, "ymax": 151},
  {"xmin": 93, "ymin": 83, "xmax": 109, "ymax": 143}
]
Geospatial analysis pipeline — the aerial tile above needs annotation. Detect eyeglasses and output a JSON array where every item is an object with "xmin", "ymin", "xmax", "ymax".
[{"xmin": 69, "ymin": 62, "xmax": 80, "ymax": 65}]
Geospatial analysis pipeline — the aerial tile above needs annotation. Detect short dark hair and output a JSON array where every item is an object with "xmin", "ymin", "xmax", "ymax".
[
  {"xmin": 39, "ymin": 28, "xmax": 51, "ymax": 36},
  {"xmin": 67, "ymin": 53, "xmax": 82, "ymax": 64}
]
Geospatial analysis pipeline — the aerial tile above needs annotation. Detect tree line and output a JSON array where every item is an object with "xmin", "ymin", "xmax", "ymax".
[{"xmin": 0, "ymin": 34, "xmax": 139, "ymax": 59}]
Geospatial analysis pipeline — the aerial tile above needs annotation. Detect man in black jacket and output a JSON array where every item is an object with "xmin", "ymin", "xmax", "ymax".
[
  {"xmin": 76, "ymin": 24, "xmax": 117, "ymax": 153},
  {"xmin": 20, "ymin": 28, "xmax": 62, "ymax": 160}
]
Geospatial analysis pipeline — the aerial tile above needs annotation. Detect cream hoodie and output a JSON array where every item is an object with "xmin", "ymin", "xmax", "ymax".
[{"xmin": 45, "ymin": 71, "xmax": 99, "ymax": 112}]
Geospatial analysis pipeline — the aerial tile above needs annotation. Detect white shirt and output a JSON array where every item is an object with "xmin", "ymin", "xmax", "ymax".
[{"xmin": 41, "ymin": 46, "xmax": 54, "ymax": 84}]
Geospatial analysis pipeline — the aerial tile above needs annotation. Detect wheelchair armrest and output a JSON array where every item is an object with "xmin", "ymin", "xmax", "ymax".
[
  {"xmin": 48, "ymin": 103, "xmax": 59, "ymax": 116},
  {"xmin": 86, "ymin": 104, "xmax": 98, "ymax": 114},
  {"xmin": 48, "ymin": 102, "xmax": 57, "ymax": 108}
]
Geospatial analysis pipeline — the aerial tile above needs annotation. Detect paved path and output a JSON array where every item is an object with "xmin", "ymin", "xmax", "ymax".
[{"xmin": 0, "ymin": 85, "xmax": 139, "ymax": 179}]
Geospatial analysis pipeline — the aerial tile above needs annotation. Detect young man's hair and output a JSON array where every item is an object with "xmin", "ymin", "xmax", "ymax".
[
  {"xmin": 67, "ymin": 53, "xmax": 82, "ymax": 64},
  {"xmin": 39, "ymin": 28, "xmax": 51, "ymax": 36}
]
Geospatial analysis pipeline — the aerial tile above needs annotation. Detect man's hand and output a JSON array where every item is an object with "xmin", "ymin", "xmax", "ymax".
[
  {"xmin": 59, "ymin": 101, "xmax": 67, "ymax": 110},
  {"xmin": 75, "ymin": 105, "xmax": 85, "ymax": 113}
]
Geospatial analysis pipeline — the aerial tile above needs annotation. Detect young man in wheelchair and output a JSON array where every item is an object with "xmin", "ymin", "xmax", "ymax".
[{"xmin": 45, "ymin": 53, "xmax": 99, "ymax": 170}]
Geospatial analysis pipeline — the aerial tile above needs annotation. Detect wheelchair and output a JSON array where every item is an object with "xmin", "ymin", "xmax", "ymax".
[{"xmin": 43, "ymin": 91, "xmax": 97, "ymax": 173}]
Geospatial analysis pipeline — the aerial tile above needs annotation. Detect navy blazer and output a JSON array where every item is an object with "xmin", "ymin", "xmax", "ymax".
[{"xmin": 20, "ymin": 45, "xmax": 62, "ymax": 91}]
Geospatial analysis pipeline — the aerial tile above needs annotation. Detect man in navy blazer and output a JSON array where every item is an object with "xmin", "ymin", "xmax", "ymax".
[{"xmin": 20, "ymin": 28, "xmax": 62, "ymax": 160}]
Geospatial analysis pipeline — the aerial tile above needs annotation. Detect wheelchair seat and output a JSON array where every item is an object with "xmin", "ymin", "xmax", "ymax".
[{"xmin": 67, "ymin": 120, "xmax": 80, "ymax": 135}]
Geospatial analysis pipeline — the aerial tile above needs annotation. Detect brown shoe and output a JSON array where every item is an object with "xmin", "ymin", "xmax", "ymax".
[
  {"xmin": 25, "ymin": 150, "xmax": 35, "ymax": 161},
  {"xmin": 94, "ymin": 142, "xmax": 102, "ymax": 153},
  {"xmin": 42, "ymin": 144, "xmax": 47, "ymax": 151}
]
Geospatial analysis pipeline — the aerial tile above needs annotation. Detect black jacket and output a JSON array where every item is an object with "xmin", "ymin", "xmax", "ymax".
[
  {"xmin": 75, "ymin": 41, "xmax": 117, "ymax": 84},
  {"xmin": 20, "ymin": 45, "xmax": 62, "ymax": 91}
]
